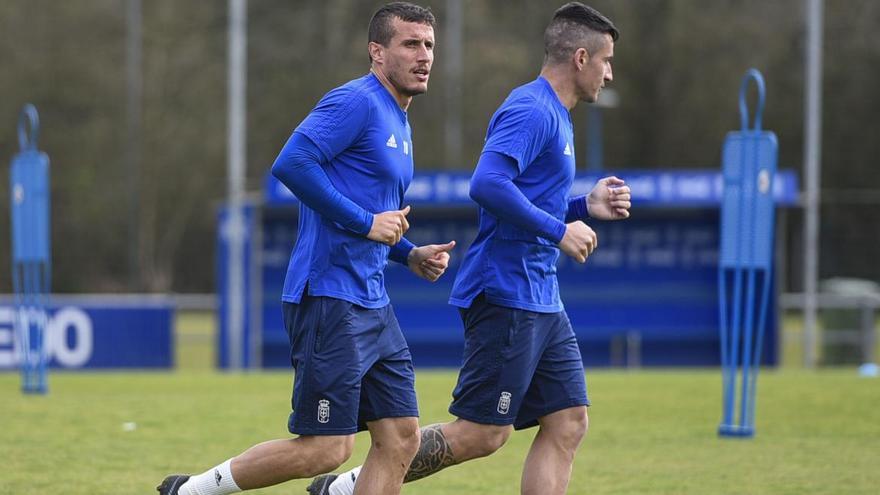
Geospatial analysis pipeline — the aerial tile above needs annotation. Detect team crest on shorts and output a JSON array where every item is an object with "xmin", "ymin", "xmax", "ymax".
[
  {"xmin": 318, "ymin": 399, "xmax": 330, "ymax": 424},
  {"xmin": 497, "ymin": 391, "xmax": 512, "ymax": 415}
]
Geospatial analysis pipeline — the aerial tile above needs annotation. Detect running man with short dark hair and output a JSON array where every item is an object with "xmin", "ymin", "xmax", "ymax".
[
  {"xmin": 310, "ymin": 3, "xmax": 630, "ymax": 494},
  {"xmin": 157, "ymin": 3, "xmax": 454, "ymax": 495}
]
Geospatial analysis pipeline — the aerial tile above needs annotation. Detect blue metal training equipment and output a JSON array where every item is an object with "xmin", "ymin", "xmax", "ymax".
[
  {"xmin": 718, "ymin": 70, "xmax": 778, "ymax": 437},
  {"xmin": 10, "ymin": 104, "xmax": 51, "ymax": 394}
]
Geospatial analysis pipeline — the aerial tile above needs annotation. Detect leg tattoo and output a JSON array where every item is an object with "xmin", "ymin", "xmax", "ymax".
[{"xmin": 404, "ymin": 424, "xmax": 456, "ymax": 483}]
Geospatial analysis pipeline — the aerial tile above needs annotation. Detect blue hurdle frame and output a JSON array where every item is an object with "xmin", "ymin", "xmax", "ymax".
[
  {"xmin": 10, "ymin": 104, "xmax": 51, "ymax": 394},
  {"xmin": 718, "ymin": 70, "xmax": 778, "ymax": 437}
]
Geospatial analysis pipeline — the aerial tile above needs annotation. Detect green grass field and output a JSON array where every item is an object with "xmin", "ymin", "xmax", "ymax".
[{"xmin": 2, "ymin": 312, "xmax": 879, "ymax": 494}]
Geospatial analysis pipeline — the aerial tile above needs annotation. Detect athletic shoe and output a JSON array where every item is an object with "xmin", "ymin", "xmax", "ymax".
[
  {"xmin": 306, "ymin": 473, "xmax": 338, "ymax": 495},
  {"xmin": 156, "ymin": 474, "xmax": 190, "ymax": 495}
]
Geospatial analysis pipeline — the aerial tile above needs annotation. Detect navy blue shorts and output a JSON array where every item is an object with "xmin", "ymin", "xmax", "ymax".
[
  {"xmin": 449, "ymin": 294, "xmax": 589, "ymax": 430},
  {"xmin": 283, "ymin": 296, "xmax": 418, "ymax": 435}
]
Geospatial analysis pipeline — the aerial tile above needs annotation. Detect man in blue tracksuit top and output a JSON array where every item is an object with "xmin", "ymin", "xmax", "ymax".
[
  {"xmin": 157, "ymin": 4, "xmax": 455, "ymax": 495},
  {"xmin": 316, "ymin": 3, "xmax": 631, "ymax": 495}
]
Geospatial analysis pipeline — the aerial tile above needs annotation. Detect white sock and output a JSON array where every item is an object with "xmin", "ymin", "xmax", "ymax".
[
  {"xmin": 328, "ymin": 466, "xmax": 362, "ymax": 495},
  {"xmin": 179, "ymin": 458, "xmax": 241, "ymax": 495}
]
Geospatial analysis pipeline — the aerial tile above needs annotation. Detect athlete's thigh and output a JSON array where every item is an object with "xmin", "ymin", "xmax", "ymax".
[
  {"xmin": 284, "ymin": 296, "xmax": 370, "ymax": 436},
  {"xmin": 515, "ymin": 311, "xmax": 588, "ymax": 430},
  {"xmin": 358, "ymin": 305, "xmax": 419, "ymax": 428},
  {"xmin": 449, "ymin": 295, "xmax": 545, "ymax": 426}
]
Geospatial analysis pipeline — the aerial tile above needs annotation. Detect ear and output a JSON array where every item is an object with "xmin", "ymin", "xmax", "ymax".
[
  {"xmin": 574, "ymin": 47, "xmax": 589, "ymax": 71},
  {"xmin": 369, "ymin": 42, "xmax": 384, "ymax": 64}
]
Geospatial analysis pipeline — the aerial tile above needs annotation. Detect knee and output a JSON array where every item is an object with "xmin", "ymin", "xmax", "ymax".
[
  {"xmin": 308, "ymin": 437, "xmax": 354, "ymax": 475},
  {"xmin": 469, "ymin": 425, "xmax": 511, "ymax": 458},
  {"xmin": 550, "ymin": 409, "xmax": 589, "ymax": 452},
  {"xmin": 397, "ymin": 420, "xmax": 422, "ymax": 459},
  {"xmin": 375, "ymin": 419, "xmax": 421, "ymax": 460},
  {"xmin": 571, "ymin": 409, "xmax": 589, "ymax": 443},
  {"xmin": 328, "ymin": 439, "xmax": 355, "ymax": 468}
]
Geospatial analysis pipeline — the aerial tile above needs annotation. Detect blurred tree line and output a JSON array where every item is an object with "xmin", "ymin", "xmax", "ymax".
[{"xmin": 1, "ymin": 0, "xmax": 878, "ymax": 293}]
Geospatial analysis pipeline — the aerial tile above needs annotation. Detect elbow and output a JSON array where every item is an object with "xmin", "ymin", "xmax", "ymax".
[
  {"xmin": 271, "ymin": 153, "xmax": 303, "ymax": 193},
  {"xmin": 469, "ymin": 175, "xmax": 490, "ymax": 205},
  {"xmin": 270, "ymin": 158, "xmax": 286, "ymax": 181},
  {"xmin": 271, "ymin": 157, "xmax": 304, "ymax": 200}
]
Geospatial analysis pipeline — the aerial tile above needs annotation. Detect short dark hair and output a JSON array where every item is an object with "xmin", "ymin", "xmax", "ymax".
[
  {"xmin": 544, "ymin": 2, "xmax": 618, "ymax": 65},
  {"xmin": 368, "ymin": 2, "xmax": 436, "ymax": 57}
]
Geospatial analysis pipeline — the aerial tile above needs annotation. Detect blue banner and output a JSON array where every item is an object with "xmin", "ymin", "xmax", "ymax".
[
  {"xmin": 255, "ymin": 209, "xmax": 776, "ymax": 368},
  {"xmin": 234, "ymin": 168, "xmax": 797, "ymax": 368},
  {"xmin": 265, "ymin": 169, "xmax": 799, "ymax": 208},
  {"xmin": 0, "ymin": 297, "xmax": 173, "ymax": 369}
]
